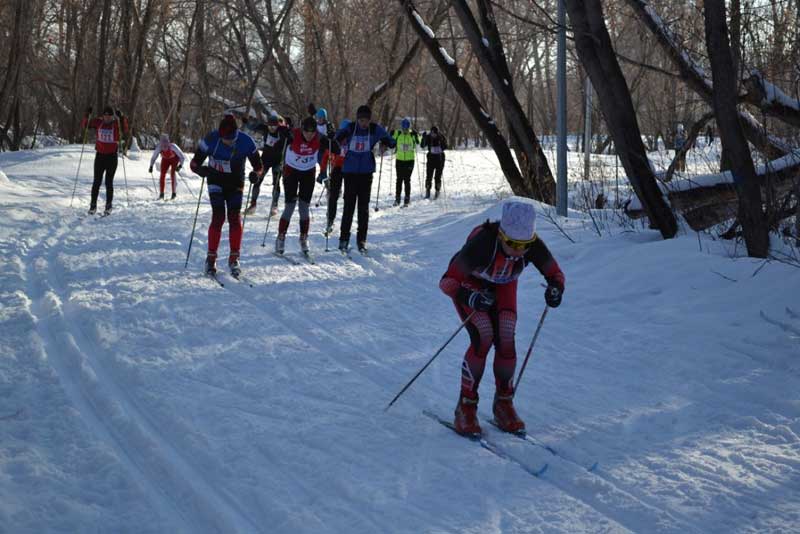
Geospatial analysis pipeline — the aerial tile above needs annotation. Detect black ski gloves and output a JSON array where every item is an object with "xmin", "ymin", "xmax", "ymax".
[
  {"xmin": 458, "ymin": 287, "xmax": 495, "ymax": 312},
  {"xmin": 248, "ymin": 170, "xmax": 260, "ymax": 184},
  {"xmin": 148, "ymin": 166, "xmax": 153, "ymax": 173},
  {"xmin": 545, "ymin": 284, "xmax": 563, "ymax": 308}
]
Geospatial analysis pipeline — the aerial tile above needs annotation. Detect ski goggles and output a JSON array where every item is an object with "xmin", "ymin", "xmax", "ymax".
[{"xmin": 498, "ymin": 228, "xmax": 537, "ymax": 251}]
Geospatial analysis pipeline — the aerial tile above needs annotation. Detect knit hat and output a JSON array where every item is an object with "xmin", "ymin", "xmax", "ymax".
[
  {"xmin": 218, "ymin": 115, "xmax": 238, "ymax": 140},
  {"xmin": 159, "ymin": 133, "xmax": 170, "ymax": 150},
  {"xmin": 339, "ymin": 119, "xmax": 351, "ymax": 130},
  {"xmin": 356, "ymin": 105, "xmax": 371, "ymax": 119},
  {"xmin": 301, "ymin": 116, "xmax": 317, "ymax": 132},
  {"xmin": 316, "ymin": 108, "xmax": 328, "ymax": 120},
  {"xmin": 267, "ymin": 112, "xmax": 279, "ymax": 125},
  {"xmin": 102, "ymin": 105, "xmax": 114, "ymax": 115},
  {"xmin": 499, "ymin": 197, "xmax": 537, "ymax": 241},
  {"xmin": 430, "ymin": 126, "xmax": 439, "ymax": 134},
  {"xmin": 401, "ymin": 117, "xmax": 411, "ymax": 130}
]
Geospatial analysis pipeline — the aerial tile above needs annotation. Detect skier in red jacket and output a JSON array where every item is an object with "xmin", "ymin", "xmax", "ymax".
[
  {"xmin": 80, "ymin": 106, "xmax": 129, "ymax": 215},
  {"xmin": 439, "ymin": 197, "xmax": 565, "ymax": 436},
  {"xmin": 149, "ymin": 134, "xmax": 187, "ymax": 200}
]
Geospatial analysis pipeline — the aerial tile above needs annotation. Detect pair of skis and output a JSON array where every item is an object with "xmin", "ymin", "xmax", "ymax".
[
  {"xmin": 273, "ymin": 251, "xmax": 315, "ymax": 265},
  {"xmin": 424, "ymin": 410, "xmax": 599, "ymax": 479}
]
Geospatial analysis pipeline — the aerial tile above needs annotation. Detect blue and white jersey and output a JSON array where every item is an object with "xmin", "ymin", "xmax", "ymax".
[
  {"xmin": 335, "ymin": 122, "xmax": 395, "ymax": 174},
  {"xmin": 196, "ymin": 130, "xmax": 259, "ymax": 178}
]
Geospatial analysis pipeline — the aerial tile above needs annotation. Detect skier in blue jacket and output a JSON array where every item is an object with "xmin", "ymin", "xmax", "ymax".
[{"xmin": 333, "ymin": 104, "xmax": 395, "ymax": 253}]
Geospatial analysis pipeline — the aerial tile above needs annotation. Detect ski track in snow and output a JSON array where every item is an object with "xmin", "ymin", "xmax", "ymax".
[{"xmin": 2, "ymin": 145, "xmax": 800, "ymax": 533}]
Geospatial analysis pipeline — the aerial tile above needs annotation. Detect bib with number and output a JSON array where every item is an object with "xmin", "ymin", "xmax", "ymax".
[
  {"xmin": 209, "ymin": 157, "xmax": 232, "ymax": 173},
  {"xmin": 97, "ymin": 126, "xmax": 116, "ymax": 144},
  {"xmin": 430, "ymin": 145, "xmax": 443, "ymax": 155}
]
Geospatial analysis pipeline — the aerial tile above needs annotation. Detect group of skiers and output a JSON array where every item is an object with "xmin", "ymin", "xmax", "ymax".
[{"xmin": 78, "ymin": 105, "xmax": 564, "ymax": 435}]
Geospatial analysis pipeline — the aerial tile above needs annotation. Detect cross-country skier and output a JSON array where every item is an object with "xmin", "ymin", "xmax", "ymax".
[
  {"xmin": 80, "ymin": 106, "xmax": 129, "ymax": 215},
  {"xmin": 391, "ymin": 117, "xmax": 420, "ymax": 207},
  {"xmin": 313, "ymin": 107, "xmax": 336, "ymax": 139},
  {"xmin": 148, "ymin": 133, "xmax": 187, "ymax": 200},
  {"xmin": 439, "ymin": 197, "xmax": 565, "ymax": 436},
  {"xmin": 190, "ymin": 114, "xmax": 263, "ymax": 277},
  {"xmin": 248, "ymin": 112, "xmax": 291, "ymax": 216},
  {"xmin": 323, "ymin": 119, "xmax": 350, "ymax": 236},
  {"xmin": 421, "ymin": 126, "xmax": 447, "ymax": 199},
  {"xmin": 333, "ymin": 104, "xmax": 396, "ymax": 253},
  {"xmin": 274, "ymin": 116, "xmax": 339, "ymax": 255}
]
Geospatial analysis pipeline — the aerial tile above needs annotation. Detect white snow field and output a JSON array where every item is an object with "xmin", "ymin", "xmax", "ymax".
[{"xmin": 1, "ymin": 144, "xmax": 799, "ymax": 534}]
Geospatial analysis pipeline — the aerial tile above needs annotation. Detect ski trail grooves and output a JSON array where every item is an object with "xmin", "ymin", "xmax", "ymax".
[{"xmin": 26, "ymin": 222, "xmax": 262, "ymax": 534}]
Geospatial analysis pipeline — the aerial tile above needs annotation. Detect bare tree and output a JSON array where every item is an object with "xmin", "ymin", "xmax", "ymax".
[
  {"xmin": 704, "ymin": 0, "xmax": 769, "ymax": 257},
  {"xmin": 565, "ymin": 0, "xmax": 677, "ymax": 238}
]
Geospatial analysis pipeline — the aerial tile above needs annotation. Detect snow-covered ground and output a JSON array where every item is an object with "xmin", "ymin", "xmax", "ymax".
[{"xmin": 1, "ymin": 145, "xmax": 798, "ymax": 533}]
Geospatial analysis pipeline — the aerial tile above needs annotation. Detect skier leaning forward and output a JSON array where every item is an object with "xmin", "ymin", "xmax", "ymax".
[
  {"xmin": 439, "ymin": 197, "xmax": 565, "ymax": 435},
  {"xmin": 149, "ymin": 133, "xmax": 187, "ymax": 200},
  {"xmin": 190, "ymin": 114, "xmax": 263, "ymax": 276},
  {"xmin": 275, "ymin": 116, "xmax": 339, "ymax": 255}
]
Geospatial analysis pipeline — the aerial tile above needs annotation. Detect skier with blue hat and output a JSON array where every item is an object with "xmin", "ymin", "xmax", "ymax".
[{"xmin": 391, "ymin": 117, "xmax": 420, "ymax": 207}]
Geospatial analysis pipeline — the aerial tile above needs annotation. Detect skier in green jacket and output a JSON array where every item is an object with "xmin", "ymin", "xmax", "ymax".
[{"xmin": 391, "ymin": 117, "xmax": 420, "ymax": 207}]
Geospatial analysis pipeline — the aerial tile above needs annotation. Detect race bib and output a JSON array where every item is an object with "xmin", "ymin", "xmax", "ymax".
[
  {"xmin": 97, "ymin": 127, "xmax": 115, "ymax": 144},
  {"xmin": 349, "ymin": 135, "xmax": 371, "ymax": 153},
  {"xmin": 285, "ymin": 149, "xmax": 317, "ymax": 171},
  {"xmin": 401, "ymin": 144, "xmax": 411, "ymax": 152},
  {"xmin": 209, "ymin": 157, "xmax": 232, "ymax": 173},
  {"xmin": 264, "ymin": 134, "xmax": 279, "ymax": 147},
  {"xmin": 430, "ymin": 146, "xmax": 443, "ymax": 155}
]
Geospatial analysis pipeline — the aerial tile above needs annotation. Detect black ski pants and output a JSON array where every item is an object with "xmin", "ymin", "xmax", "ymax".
[
  {"xmin": 395, "ymin": 160, "xmax": 414, "ymax": 204},
  {"xmin": 339, "ymin": 172, "xmax": 373, "ymax": 245},
  {"xmin": 253, "ymin": 161, "xmax": 281, "ymax": 207},
  {"xmin": 91, "ymin": 152, "xmax": 118, "ymax": 210},
  {"xmin": 425, "ymin": 154, "xmax": 445, "ymax": 194}
]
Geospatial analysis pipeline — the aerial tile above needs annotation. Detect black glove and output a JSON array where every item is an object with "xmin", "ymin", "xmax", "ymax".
[
  {"xmin": 461, "ymin": 288, "xmax": 495, "ymax": 312},
  {"xmin": 177, "ymin": 164, "xmax": 182, "ymax": 172},
  {"xmin": 545, "ymin": 284, "xmax": 563, "ymax": 308},
  {"xmin": 195, "ymin": 165, "xmax": 210, "ymax": 178},
  {"xmin": 148, "ymin": 166, "xmax": 153, "ymax": 173},
  {"xmin": 248, "ymin": 170, "xmax": 260, "ymax": 184},
  {"xmin": 115, "ymin": 109, "xmax": 123, "ymax": 118}
]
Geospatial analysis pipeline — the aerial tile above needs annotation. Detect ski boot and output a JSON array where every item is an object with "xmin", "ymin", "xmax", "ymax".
[
  {"xmin": 228, "ymin": 253, "xmax": 241, "ymax": 278},
  {"xmin": 171, "ymin": 192, "xmax": 177, "ymax": 200},
  {"xmin": 424, "ymin": 189, "xmax": 431, "ymax": 199},
  {"xmin": 357, "ymin": 241, "xmax": 368, "ymax": 255},
  {"xmin": 392, "ymin": 199, "xmax": 400, "ymax": 207},
  {"xmin": 275, "ymin": 234, "xmax": 286, "ymax": 254},
  {"xmin": 403, "ymin": 198, "xmax": 410, "ymax": 208},
  {"xmin": 492, "ymin": 391, "xmax": 525, "ymax": 434},
  {"xmin": 269, "ymin": 203, "xmax": 279, "ymax": 217},
  {"xmin": 244, "ymin": 201, "xmax": 257, "ymax": 215},
  {"xmin": 88, "ymin": 206, "xmax": 97, "ymax": 215},
  {"xmin": 204, "ymin": 253, "xmax": 217, "ymax": 275},
  {"xmin": 299, "ymin": 234, "xmax": 310, "ymax": 254},
  {"xmin": 158, "ymin": 192, "xmax": 165, "ymax": 200},
  {"xmin": 338, "ymin": 238, "xmax": 349, "ymax": 254},
  {"xmin": 453, "ymin": 394, "xmax": 481, "ymax": 436},
  {"xmin": 434, "ymin": 190, "xmax": 440, "ymax": 200},
  {"xmin": 103, "ymin": 206, "xmax": 113, "ymax": 216}
]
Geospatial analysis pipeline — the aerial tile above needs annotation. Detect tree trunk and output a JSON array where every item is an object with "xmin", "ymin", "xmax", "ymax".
[
  {"xmin": 703, "ymin": 0, "xmax": 769, "ymax": 257},
  {"xmin": 451, "ymin": 0, "xmax": 556, "ymax": 203},
  {"xmin": 566, "ymin": 0, "xmax": 678, "ymax": 238},
  {"xmin": 399, "ymin": 0, "xmax": 528, "ymax": 195}
]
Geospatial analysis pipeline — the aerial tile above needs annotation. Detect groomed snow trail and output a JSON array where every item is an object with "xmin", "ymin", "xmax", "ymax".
[{"xmin": 1, "ymin": 145, "xmax": 798, "ymax": 533}]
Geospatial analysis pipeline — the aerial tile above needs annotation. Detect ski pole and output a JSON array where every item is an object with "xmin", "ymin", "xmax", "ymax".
[
  {"xmin": 179, "ymin": 171, "xmax": 194, "ymax": 197},
  {"xmin": 70, "ymin": 124, "xmax": 90, "ymax": 208},
  {"xmin": 241, "ymin": 181, "xmax": 253, "ymax": 242},
  {"xmin": 385, "ymin": 311, "xmax": 475, "ymax": 412},
  {"xmin": 120, "ymin": 148, "xmax": 129, "ymax": 205},
  {"xmin": 374, "ymin": 150, "xmax": 383, "ymax": 212},
  {"xmin": 513, "ymin": 306, "xmax": 549, "ymax": 396},
  {"xmin": 261, "ymin": 204, "xmax": 275, "ymax": 247},
  {"xmin": 184, "ymin": 175, "xmax": 206, "ymax": 269},
  {"xmin": 150, "ymin": 169, "xmax": 158, "ymax": 196}
]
